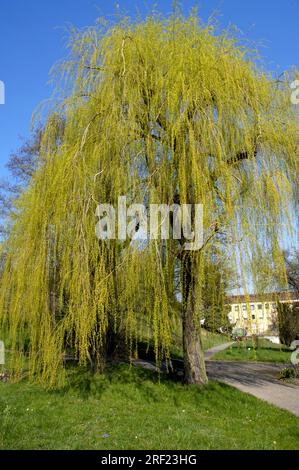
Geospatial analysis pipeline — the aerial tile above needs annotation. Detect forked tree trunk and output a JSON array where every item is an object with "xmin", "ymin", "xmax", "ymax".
[{"xmin": 182, "ymin": 253, "xmax": 208, "ymax": 385}]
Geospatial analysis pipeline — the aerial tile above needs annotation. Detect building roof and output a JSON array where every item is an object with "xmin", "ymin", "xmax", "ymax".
[{"xmin": 226, "ymin": 292, "xmax": 299, "ymax": 304}]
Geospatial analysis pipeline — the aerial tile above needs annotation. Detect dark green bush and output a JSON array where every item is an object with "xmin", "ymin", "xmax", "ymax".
[{"xmin": 277, "ymin": 302, "xmax": 299, "ymax": 347}]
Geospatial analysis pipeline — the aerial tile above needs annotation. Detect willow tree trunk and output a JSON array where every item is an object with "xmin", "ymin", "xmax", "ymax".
[{"xmin": 182, "ymin": 253, "xmax": 208, "ymax": 385}]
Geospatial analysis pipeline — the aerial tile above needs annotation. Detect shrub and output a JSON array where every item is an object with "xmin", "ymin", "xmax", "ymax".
[{"xmin": 277, "ymin": 302, "xmax": 299, "ymax": 347}]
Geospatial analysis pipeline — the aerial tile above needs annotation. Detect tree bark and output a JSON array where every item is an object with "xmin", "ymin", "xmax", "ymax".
[{"xmin": 182, "ymin": 253, "xmax": 208, "ymax": 385}]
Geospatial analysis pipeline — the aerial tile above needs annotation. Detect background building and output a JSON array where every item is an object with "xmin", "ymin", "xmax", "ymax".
[{"xmin": 226, "ymin": 292, "xmax": 299, "ymax": 335}]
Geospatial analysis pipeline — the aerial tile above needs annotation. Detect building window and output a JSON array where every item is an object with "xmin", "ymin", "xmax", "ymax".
[
  {"xmin": 252, "ymin": 314, "xmax": 255, "ymax": 320},
  {"xmin": 242, "ymin": 304, "xmax": 247, "ymax": 311},
  {"xmin": 265, "ymin": 303, "xmax": 269, "ymax": 309},
  {"xmin": 234, "ymin": 305, "xmax": 240, "ymax": 312},
  {"xmin": 257, "ymin": 304, "xmax": 262, "ymax": 310},
  {"xmin": 250, "ymin": 304, "xmax": 255, "ymax": 311}
]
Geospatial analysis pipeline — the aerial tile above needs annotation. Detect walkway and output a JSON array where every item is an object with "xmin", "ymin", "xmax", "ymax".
[
  {"xmin": 206, "ymin": 360, "xmax": 299, "ymax": 416},
  {"xmin": 134, "ymin": 341, "xmax": 299, "ymax": 416},
  {"xmin": 205, "ymin": 342, "xmax": 299, "ymax": 416}
]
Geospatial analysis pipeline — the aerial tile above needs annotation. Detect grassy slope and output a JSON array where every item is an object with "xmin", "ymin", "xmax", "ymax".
[
  {"xmin": 212, "ymin": 339, "xmax": 292, "ymax": 363},
  {"xmin": 201, "ymin": 330, "xmax": 231, "ymax": 351},
  {"xmin": 169, "ymin": 328, "xmax": 230, "ymax": 358},
  {"xmin": 0, "ymin": 365, "xmax": 298, "ymax": 450}
]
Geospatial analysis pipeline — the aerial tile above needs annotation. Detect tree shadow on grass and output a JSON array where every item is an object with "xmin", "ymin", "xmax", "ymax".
[
  {"xmin": 60, "ymin": 362, "xmax": 174, "ymax": 401},
  {"xmin": 60, "ymin": 358, "xmax": 216, "ymax": 405}
]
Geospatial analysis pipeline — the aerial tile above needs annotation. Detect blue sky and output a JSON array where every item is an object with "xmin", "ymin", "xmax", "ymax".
[{"xmin": 0, "ymin": 0, "xmax": 298, "ymax": 179}]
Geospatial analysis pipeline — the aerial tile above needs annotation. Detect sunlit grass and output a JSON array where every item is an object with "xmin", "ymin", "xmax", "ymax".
[
  {"xmin": 211, "ymin": 339, "xmax": 292, "ymax": 363},
  {"xmin": 0, "ymin": 364, "xmax": 298, "ymax": 450}
]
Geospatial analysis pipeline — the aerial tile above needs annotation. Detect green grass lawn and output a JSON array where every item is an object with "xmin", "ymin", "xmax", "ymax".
[
  {"xmin": 212, "ymin": 339, "xmax": 292, "ymax": 363},
  {"xmin": 0, "ymin": 364, "xmax": 298, "ymax": 450}
]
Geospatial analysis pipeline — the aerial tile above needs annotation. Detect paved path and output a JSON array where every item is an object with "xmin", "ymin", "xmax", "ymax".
[
  {"xmin": 204, "ymin": 342, "xmax": 234, "ymax": 360},
  {"xmin": 206, "ymin": 360, "xmax": 299, "ymax": 416},
  {"xmin": 205, "ymin": 342, "xmax": 299, "ymax": 416},
  {"xmin": 134, "ymin": 341, "xmax": 299, "ymax": 417}
]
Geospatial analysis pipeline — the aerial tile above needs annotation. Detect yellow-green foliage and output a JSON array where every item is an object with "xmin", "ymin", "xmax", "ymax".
[{"xmin": 0, "ymin": 13, "xmax": 298, "ymax": 386}]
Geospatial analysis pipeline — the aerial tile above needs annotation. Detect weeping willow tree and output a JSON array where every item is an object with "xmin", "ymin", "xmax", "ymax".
[{"xmin": 0, "ymin": 13, "xmax": 298, "ymax": 387}]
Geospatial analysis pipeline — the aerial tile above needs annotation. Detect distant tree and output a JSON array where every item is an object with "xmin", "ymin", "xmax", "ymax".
[
  {"xmin": 284, "ymin": 250, "xmax": 299, "ymax": 292},
  {"xmin": 277, "ymin": 302, "xmax": 299, "ymax": 346},
  {"xmin": 276, "ymin": 251, "xmax": 299, "ymax": 346},
  {"xmin": 202, "ymin": 255, "xmax": 236, "ymax": 333},
  {"xmin": 0, "ymin": 116, "xmax": 65, "ymax": 238},
  {"xmin": 7, "ymin": 128, "xmax": 42, "ymax": 184},
  {"xmin": 0, "ymin": 128, "xmax": 41, "ymax": 237}
]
